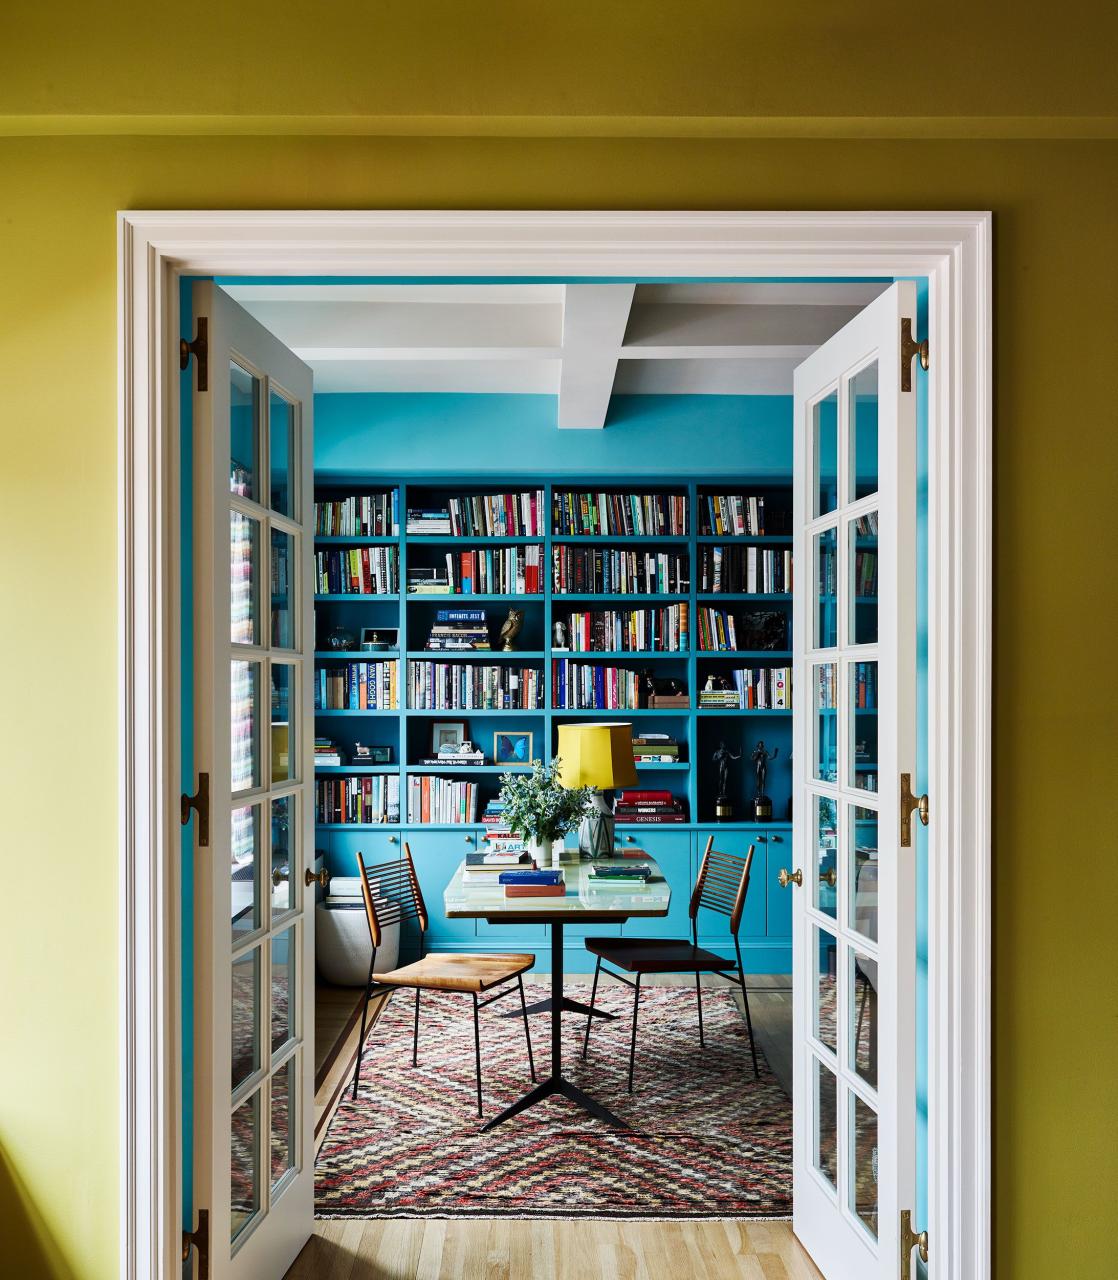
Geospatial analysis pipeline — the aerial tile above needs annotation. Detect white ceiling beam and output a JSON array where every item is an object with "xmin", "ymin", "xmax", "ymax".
[
  {"xmin": 557, "ymin": 283, "xmax": 635, "ymax": 429},
  {"xmin": 308, "ymin": 357, "xmax": 559, "ymax": 395},
  {"xmin": 622, "ymin": 301, "xmax": 864, "ymax": 350},
  {"xmin": 614, "ymin": 357, "xmax": 800, "ymax": 395}
]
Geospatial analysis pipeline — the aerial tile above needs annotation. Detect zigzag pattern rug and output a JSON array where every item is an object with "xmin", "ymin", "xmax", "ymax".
[{"xmin": 316, "ymin": 982, "xmax": 791, "ymax": 1219}]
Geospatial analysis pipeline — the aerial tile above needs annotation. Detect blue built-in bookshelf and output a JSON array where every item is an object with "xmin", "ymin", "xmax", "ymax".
[{"xmin": 312, "ymin": 477, "xmax": 799, "ymax": 972}]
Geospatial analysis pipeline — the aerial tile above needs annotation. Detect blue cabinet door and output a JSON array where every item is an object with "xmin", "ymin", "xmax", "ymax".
[
  {"xmin": 406, "ymin": 829, "xmax": 477, "ymax": 948},
  {"xmin": 612, "ymin": 829, "xmax": 693, "ymax": 940},
  {"xmin": 694, "ymin": 828, "xmax": 766, "ymax": 942},
  {"xmin": 764, "ymin": 830, "xmax": 794, "ymax": 940}
]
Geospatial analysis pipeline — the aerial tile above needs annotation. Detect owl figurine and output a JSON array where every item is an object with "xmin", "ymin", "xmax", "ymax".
[{"xmin": 499, "ymin": 607, "xmax": 525, "ymax": 651}]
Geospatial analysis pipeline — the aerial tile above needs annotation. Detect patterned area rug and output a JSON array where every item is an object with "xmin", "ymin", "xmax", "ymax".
[{"xmin": 316, "ymin": 982, "xmax": 791, "ymax": 1220}]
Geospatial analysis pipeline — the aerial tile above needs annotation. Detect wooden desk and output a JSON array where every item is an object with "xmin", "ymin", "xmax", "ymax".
[{"xmin": 444, "ymin": 853, "xmax": 671, "ymax": 1129}]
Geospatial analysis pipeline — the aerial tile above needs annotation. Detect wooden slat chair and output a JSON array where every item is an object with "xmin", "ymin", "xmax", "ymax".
[
  {"xmin": 351, "ymin": 844, "xmax": 537, "ymax": 1118},
  {"xmin": 581, "ymin": 837, "xmax": 760, "ymax": 1091}
]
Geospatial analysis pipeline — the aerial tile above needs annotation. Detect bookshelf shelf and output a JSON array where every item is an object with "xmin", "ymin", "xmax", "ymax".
[{"xmin": 314, "ymin": 477, "xmax": 795, "ymax": 834}]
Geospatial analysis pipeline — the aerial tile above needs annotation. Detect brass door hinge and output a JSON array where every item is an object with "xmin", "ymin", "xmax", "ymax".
[
  {"xmin": 900, "ymin": 317, "xmax": 929, "ymax": 393},
  {"xmin": 900, "ymin": 1209, "xmax": 928, "ymax": 1280},
  {"xmin": 181, "ymin": 773, "xmax": 210, "ymax": 847},
  {"xmin": 182, "ymin": 1208, "xmax": 210, "ymax": 1279},
  {"xmin": 899, "ymin": 773, "xmax": 929, "ymax": 847},
  {"xmin": 180, "ymin": 316, "xmax": 209, "ymax": 392}
]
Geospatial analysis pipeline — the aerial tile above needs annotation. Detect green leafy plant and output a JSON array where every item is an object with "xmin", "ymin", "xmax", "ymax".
[{"xmin": 497, "ymin": 759, "xmax": 593, "ymax": 844}]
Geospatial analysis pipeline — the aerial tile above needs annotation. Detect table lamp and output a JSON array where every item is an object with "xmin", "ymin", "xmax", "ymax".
[{"xmin": 557, "ymin": 722, "xmax": 638, "ymax": 858}]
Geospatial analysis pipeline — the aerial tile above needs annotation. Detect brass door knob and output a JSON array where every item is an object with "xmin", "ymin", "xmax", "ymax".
[
  {"xmin": 819, "ymin": 868, "xmax": 837, "ymax": 888},
  {"xmin": 778, "ymin": 868, "xmax": 803, "ymax": 889},
  {"xmin": 305, "ymin": 868, "xmax": 329, "ymax": 889},
  {"xmin": 272, "ymin": 868, "xmax": 287, "ymax": 888}
]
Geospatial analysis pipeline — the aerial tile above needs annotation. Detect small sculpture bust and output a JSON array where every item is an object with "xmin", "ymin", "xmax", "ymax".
[{"xmin": 712, "ymin": 740, "xmax": 741, "ymax": 802}]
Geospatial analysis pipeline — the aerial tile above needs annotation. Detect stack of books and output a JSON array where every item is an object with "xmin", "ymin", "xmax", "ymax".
[
  {"xmin": 699, "ymin": 545, "xmax": 792, "ymax": 594},
  {"xmin": 322, "ymin": 876, "xmax": 366, "ymax": 911},
  {"xmin": 314, "ymin": 547, "xmax": 399, "ymax": 595},
  {"xmin": 407, "ymin": 776, "xmax": 479, "ymax": 824},
  {"xmin": 406, "ymin": 508, "xmax": 452, "ymax": 534},
  {"xmin": 552, "ymin": 491, "xmax": 688, "ymax": 537},
  {"xmin": 699, "ymin": 666, "xmax": 791, "ymax": 709},
  {"xmin": 698, "ymin": 494, "xmax": 770, "ymax": 536},
  {"xmin": 315, "ymin": 661, "xmax": 399, "ymax": 711},
  {"xmin": 409, "ymin": 660, "xmax": 542, "ymax": 710},
  {"xmin": 314, "ymin": 737, "xmax": 344, "ymax": 767},
  {"xmin": 462, "ymin": 849, "xmax": 536, "ymax": 884},
  {"xmin": 425, "ymin": 608, "xmax": 491, "ymax": 651},
  {"xmin": 498, "ymin": 868, "xmax": 565, "ymax": 898},
  {"xmin": 614, "ymin": 789, "xmax": 688, "ymax": 824},
  {"xmin": 416, "ymin": 742, "xmax": 487, "ymax": 767},
  {"xmin": 315, "ymin": 492, "xmax": 398, "ymax": 537},
  {"xmin": 481, "ymin": 799, "xmax": 511, "ymax": 836},
  {"xmin": 413, "ymin": 546, "xmax": 543, "ymax": 595},
  {"xmin": 447, "ymin": 490, "xmax": 546, "ymax": 537},
  {"xmin": 316, "ymin": 776, "xmax": 400, "ymax": 825},
  {"xmin": 558, "ymin": 604, "xmax": 689, "ymax": 652},
  {"xmin": 552, "ymin": 546, "xmax": 689, "ymax": 595},
  {"xmin": 631, "ymin": 733, "xmax": 680, "ymax": 763},
  {"xmin": 588, "ymin": 863, "xmax": 653, "ymax": 887}
]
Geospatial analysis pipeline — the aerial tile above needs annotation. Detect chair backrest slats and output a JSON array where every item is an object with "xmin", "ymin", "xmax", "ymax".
[
  {"xmin": 688, "ymin": 836, "xmax": 754, "ymax": 935},
  {"xmin": 355, "ymin": 842, "xmax": 428, "ymax": 947}
]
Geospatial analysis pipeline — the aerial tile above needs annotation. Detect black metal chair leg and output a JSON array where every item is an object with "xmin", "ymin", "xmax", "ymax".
[
  {"xmin": 518, "ymin": 974, "xmax": 537, "ymax": 1082},
  {"xmin": 695, "ymin": 970, "xmax": 705, "ymax": 1048},
  {"xmin": 471, "ymin": 992, "xmax": 483, "ymax": 1118},
  {"xmin": 412, "ymin": 986, "xmax": 421, "ymax": 1066},
  {"xmin": 628, "ymin": 974, "xmax": 642, "ymax": 1093},
  {"xmin": 740, "ymin": 976, "xmax": 760, "ymax": 1079},
  {"xmin": 351, "ymin": 953, "xmax": 376, "ymax": 1100},
  {"xmin": 582, "ymin": 956, "xmax": 602, "ymax": 1061}
]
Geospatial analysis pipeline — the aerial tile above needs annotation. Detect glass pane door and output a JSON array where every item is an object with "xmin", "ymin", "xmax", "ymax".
[
  {"xmin": 191, "ymin": 282, "xmax": 315, "ymax": 1279},
  {"xmin": 791, "ymin": 283, "xmax": 919, "ymax": 1280}
]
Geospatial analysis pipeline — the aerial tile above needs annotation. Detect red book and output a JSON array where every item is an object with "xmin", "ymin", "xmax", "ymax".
[
  {"xmin": 619, "ymin": 789, "xmax": 673, "ymax": 804},
  {"xmin": 504, "ymin": 883, "xmax": 566, "ymax": 897}
]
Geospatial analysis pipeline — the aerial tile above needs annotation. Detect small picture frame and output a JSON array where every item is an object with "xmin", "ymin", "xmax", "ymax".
[
  {"xmin": 360, "ymin": 626, "xmax": 398, "ymax": 652},
  {"xmin": 493, "ymin": 730, "xmax": 534, "ymax": 766},
  {"xmin": 430, "ymin": 720, "xmax": 470, "ymax": 754}
]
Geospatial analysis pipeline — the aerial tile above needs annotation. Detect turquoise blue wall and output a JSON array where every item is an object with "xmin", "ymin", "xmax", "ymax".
[{"xmin": 315, "ymin": 392, "xmax": 793, "ymax": 476}]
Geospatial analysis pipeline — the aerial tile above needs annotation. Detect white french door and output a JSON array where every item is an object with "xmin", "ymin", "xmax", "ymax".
[
  {"xmin": 189, "ymin": 282, "xmax": 316, "ymax": 1278},
  {"xmin": 790, "ymin": 283, "xmax": 920, "ymax": 1279}
]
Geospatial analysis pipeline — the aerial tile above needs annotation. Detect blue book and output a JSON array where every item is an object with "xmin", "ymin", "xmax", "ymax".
[
  {"xmin": 436, "ymin": 608, "xmax": 487, "ymax": 622},
  {"xmin": 498, "ymin": 869, "xmax": 564, "ymax": 886}
]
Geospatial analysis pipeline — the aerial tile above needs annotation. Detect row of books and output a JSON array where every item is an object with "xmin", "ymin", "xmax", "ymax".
[
  {"xmin": 699, "ymin": 667, "xmax": 791, "ymax": 709},
  {"xmin": 819, "ymin": 549, "xmax": 877, "ymax": 600},
  {"xmin": 551, "ymin": 546, "xmax": 688, "ymax": 596},
  {"xmin": 407, "ymin": 546, "xmax": 544, "ymax": 595},
  {"xmin": 316, "ymin": 776, "xmax": 401, "ymax": 825},
  {"xmin": 314, "ymin": 736, "xmax": 344, "ymax": 767},
  {"xmin": 698, "ymin": 546, "xmax": 792, "ymax": 595},
  {"xmin": 698, "ymin": 494, "xmax": 774, "ymax": 536},
  {"xmin": 407, "ymin": 776, "xmax": 480, "ymax": 824},
  {"xmin": 407, "ymin": 661, "xmax": 544, "ymax": 710},
  {"xmin": 314, "ymin": 547, "xmax": 399, "ymax": 596},
  {"xmin": 817, "ymin": 662, "xmax": 878, "ymax": 711},
  {"xmin": 614, "ymin": 788, "xmax": 688, "ymax": 824},
  {"xmin": 557, "ymin": 604, "xmax": 689, "ymax": 653},
  {"xmin": 551, "ymin": 659, "xmax": 644, "ymax": 711},
  {"xmin": 551, "ymin": 491, "xmax": 688, "ymax": 537},
  {"xmin": 406, "ymin": 490, "xmax": 546, "ymax": 537},
  {"xmin": 314, "ymin": 662, "xmax": 399, "ymax": 712},
  {"xmin": 424, "ymin": 607, "xmax": 491, "ymax": 651},
  {"xmin": 314, "ymin": 493, "xmax": 399, "ymax": 537},
  {"xmin": 695, "ymin": 607, "xmax": 757, "ymax": 652}
]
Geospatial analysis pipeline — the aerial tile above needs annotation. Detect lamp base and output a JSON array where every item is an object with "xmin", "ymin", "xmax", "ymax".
[{"xmin": 579, "ymin": 791, "xmax": 615, "ymax": 859}]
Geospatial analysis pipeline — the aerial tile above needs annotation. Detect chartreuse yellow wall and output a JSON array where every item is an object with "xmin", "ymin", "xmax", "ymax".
[{"xmin": 2, "ymin": 6, "xmax": 1118, "ymax": 1279}]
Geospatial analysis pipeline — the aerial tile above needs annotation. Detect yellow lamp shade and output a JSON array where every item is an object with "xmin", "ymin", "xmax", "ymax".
[{"xmin": 556, "ymin": 722, "xmax": 638, "ymax": 790}]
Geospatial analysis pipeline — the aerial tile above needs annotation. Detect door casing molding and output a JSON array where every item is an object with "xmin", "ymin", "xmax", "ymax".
[{"xmin": 117, "ymin": 209, "xmax": 991, "ymax": 1279}]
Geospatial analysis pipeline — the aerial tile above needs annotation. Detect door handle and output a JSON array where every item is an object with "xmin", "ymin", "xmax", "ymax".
[
  {"xmin": 778, "ymin": 868, "xmax": 803, "ymax": 889},
  {"xmin": 305, "ymin": 868, "xmax": 329, "ymax": 889}
]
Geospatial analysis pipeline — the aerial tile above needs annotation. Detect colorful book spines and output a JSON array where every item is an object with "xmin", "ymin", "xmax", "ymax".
[
  {"xmin": 315, "ymin": 775, "xmax": 400, "ymax": 824},
  {"xmin": 315, "ymin": 662, "xmax": 399, "ymax": 711},
  {"xmin": 552, "ymin": 546, "xmax": 689, "ymax": 594},
  {"xmin": 408, "ymin": 661, "xmax": 543, "ymax": 710},
  {"xmin": 558, "ymin": 604, "xmax": 689, "ymax": 652},
  {"xmin": 445, "ymin": 491, "xmax": 546, "ymax": 536},
  {"xmin": 314, "ymin": 491, "xmax": 398, "ymax": 536},
  {"xmin": 315, "ymin": 546, "xmax": 399, "ymax": 595},
  {"xmin": 407, "ymin": 776, "xmax": 480, "ymax": 824},
  {"xmin": 551, "ymin": 491, "xmax": 688, "ymax": 536}
]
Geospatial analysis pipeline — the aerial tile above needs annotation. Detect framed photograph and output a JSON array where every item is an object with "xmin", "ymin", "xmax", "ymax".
[
  {"xmin": 493, "ymin": 730, "xmax": 534, "ymax": 766},
  {"xmin": 430, "ymin": 720, "xmax": 469, "ymax": 754},
  {"xmin": 360, "ymin": 626, "xmax": 398, "ymax": 652}
]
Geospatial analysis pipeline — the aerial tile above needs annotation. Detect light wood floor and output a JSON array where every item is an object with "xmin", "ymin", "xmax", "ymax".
[
  {"xmin": 288, "ymin": 1217, "xmax": 824, "ymax": 1279},
  {"xmin": 301, "ymin": 973, "xmax": 815, "ymax": 1280}
]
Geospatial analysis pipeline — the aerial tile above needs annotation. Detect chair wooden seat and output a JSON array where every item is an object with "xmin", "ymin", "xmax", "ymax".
[
  {"xmin": 583, "ymin": 937, "xmax": 737, "ymax": 974},
  {"xmin": 377, "ymin": 952, "xmax": 536, "ymax": 994}
]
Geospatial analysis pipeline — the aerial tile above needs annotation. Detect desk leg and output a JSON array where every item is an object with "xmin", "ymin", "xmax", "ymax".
[
  {"xmin": 482, "ymin": 921, "xmax": 628, "ymax": 1132},
  {"xmin": 501, "ymin": 923, "xmax": 616, "ymax": 1020}
]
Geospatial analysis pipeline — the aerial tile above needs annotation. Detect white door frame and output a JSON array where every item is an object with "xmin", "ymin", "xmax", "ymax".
[{"xmin": 118, "ymin": 209, "xmax": 991, "ymax": 1280}]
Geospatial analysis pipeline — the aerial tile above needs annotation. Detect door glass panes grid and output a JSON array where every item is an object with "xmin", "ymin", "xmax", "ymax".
[
  {"xmin": 805, "ymin": 357, "xmax": 883, "ymax": 1245},
  {"xmin": 227, "ymin": 355, "xmax": 305, "ymax": 1245}
]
